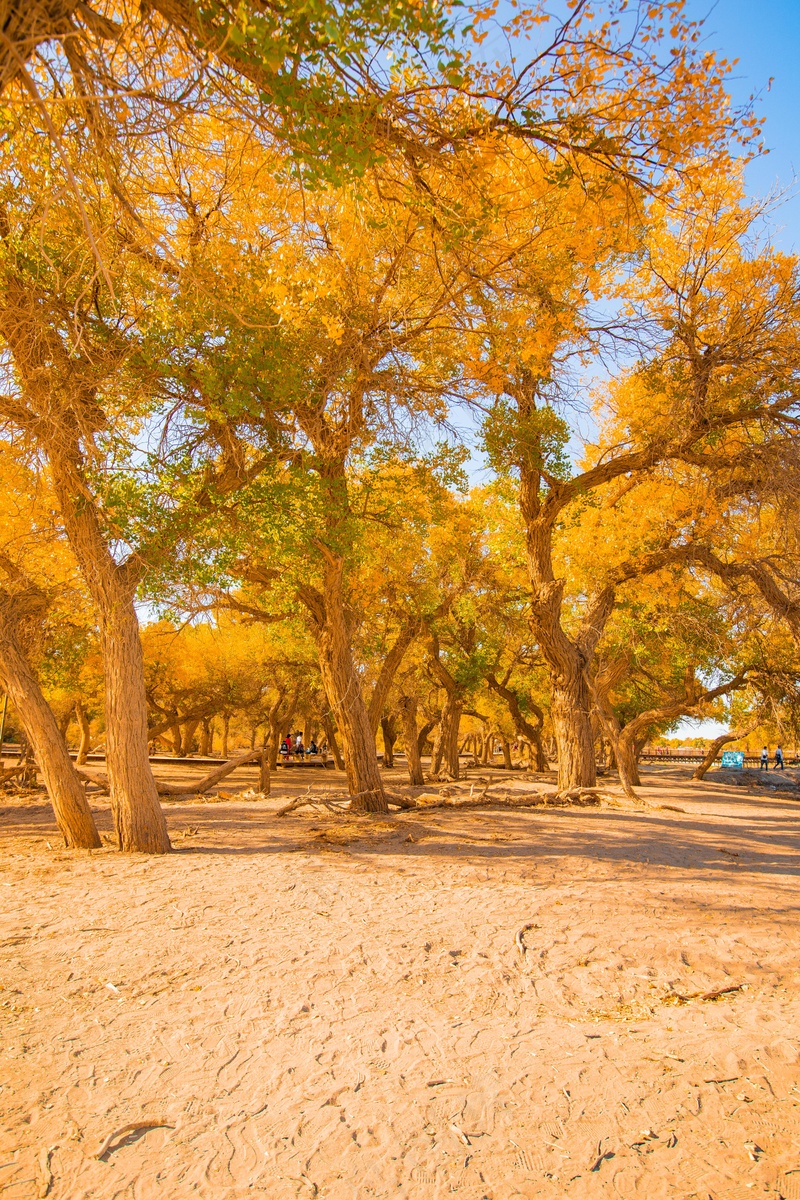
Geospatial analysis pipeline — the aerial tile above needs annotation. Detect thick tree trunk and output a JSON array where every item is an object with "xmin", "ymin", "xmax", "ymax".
[
  {"xmin": 0, "ymin": 621, "xmax": 100, "ymax": 848},
  {"xmin": 301, "ymin": 554, "xmax": 386, "ymax": 812},
  {"xmin": 500, "ymin": 735, "xmax": 513, "ymax": 770},
  {"xmin": 615, "ymin": 732, "xmax": 642, "ymax": 789},
  {"xmin": 48, "ymin": 450, "xmax": 171, "ymax": 853},
  {"xmin": 433, "ymin": 693, "xmax": 462, "ymax": 780},
  {"xmin": 164, "ymin": 718, "xmax": 181, "ymax": 756},
  {"xmin": 180, "ymin": 718, "xmax": 200, "ymax": 757},
  {"xmin": 75, "ymin": 699, "xmax": 91, "ymax": 765},
  {"xmin": 397, "ymin": 694, "xmax": 424, "ymax": 786},
  {"xmin": 380, "ymin": 714, "xmax": 397, "ymax": 769},
  {"xmin": 99, "ymin": 603, "xmax": 171, "ymax": 852},
  {"xmin": 198, "ymin": 718, "xmax": 211, "ymax": 757},
  {"xmin": 266, "ymin": 702, "xmax": 280, "ymax": 769},
  {"xmin": 259, "ymin": 750, "xmax": 271, "ymax": 795},
  {"xmin": 550, "ymin": 675, "xmax": 597, "ymax": 791}
]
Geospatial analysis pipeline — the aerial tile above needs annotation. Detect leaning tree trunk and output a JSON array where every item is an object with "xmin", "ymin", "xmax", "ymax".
[
  {"xmin": 49, "ymin": 450, "xmax": 171, "ymax": 853},
  {"xmin": 302, "ymin": 553, "xmax": 386, "ymax": 812},
  {"xmin": 693, "ymin": 724, "xmax": 756, "ymax": 780},
  {"xmin": 417, "ymin": 719, "xmax": 436, "ymax": 762},
  {"xmin": 0, "ymin": 621, "xmax": 100, "ymax": 848},
  {"xmin": 321, "ymin": 713, "xmax": 345, "ymax": 771},
  {"xmin": 397, "ymin": 694, "xmax": 424, "ymax": 786},
  {"xmin": 585, "ymin": 675, "xmax": 638, "ymax": 798},
  {"xmin": 74, "ymin": 699, "xmax": 91, "ymax": 765}
]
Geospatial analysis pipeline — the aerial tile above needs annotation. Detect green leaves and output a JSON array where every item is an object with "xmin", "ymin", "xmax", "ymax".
[{"xmin": 481, "ymin": 397, "xmax": 571, "ymax": 479}]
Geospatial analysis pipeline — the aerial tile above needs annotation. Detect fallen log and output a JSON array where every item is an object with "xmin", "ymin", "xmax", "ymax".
[
  {"xmin": 78, "ymin": 749, "xmax": 265, "ymax": 797},
  {"xmin": 154, "ymin": 748, "xmax": 264, "ymax": 796}
]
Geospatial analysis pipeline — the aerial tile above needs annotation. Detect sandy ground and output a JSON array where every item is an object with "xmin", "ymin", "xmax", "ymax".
[{"xmin": 1, "ymin": 763, "xmax": 800, "ymax": 1199}]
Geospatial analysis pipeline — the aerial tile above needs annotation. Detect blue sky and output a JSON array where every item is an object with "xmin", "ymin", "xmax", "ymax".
[
  {"xmin": 693, "ymin": 0, "xmax": 800, "ymax": 252},
  {"xmin": 676, "ymin": 2, "xmax": 800, "ymax": 737}
]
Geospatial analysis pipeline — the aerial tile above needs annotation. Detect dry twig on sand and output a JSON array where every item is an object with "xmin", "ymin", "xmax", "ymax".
[
  {"xmin": 515, "ymin": 922, "xmax": 540, "ymax": 956},
  {"xmin": 666, "ymin": 984, "xmax": 743, "ymax": 1005},
  {"xmin": 96, "ymin": 1121, "xmax": 174, "ymax": 1160},
  {"xmin": 276, "ymin": 785, "xmax": 351, "ymax": 817},
  {"xmin": 38, "ymin": 1144, "xmax": 57, "ymax": 1198}
]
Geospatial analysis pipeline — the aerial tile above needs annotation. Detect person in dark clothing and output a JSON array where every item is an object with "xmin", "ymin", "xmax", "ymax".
[
  {"xmin": 775, "ymin": 746, "xmax": 785, "ymax": 770},
  {"xmin": 760, "ymin": 746, "xmax": 769, "ymax": 771}
]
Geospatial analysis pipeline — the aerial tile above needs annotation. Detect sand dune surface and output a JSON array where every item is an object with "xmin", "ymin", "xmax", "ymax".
[{"xmin": 1, "ymin": 765, "xmax": 799, "ymax": 1199}]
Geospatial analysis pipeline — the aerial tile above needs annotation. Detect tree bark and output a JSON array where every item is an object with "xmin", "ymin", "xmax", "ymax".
[
  {"xmin": 74, "ymin": 699, "xmax": 91, "ymax": 765},
  {"xmin": 221, "ymin": 712, "xmax": 230, "ymax": 760},
  {"xmin": 416, "ymin": 719, "xmax": 436, "ymax": 760},
  {"xmin": 0, "ymin": 619, "xmax": 100, "ymax": 848},
  {"xmin": 42, "ymin": 447, "xmax": 171, "ymax": 852},
  {"xmin": 397, "ymin": 694, "xmax": 424, "ymax": 785},
  {"xmin": 321, "ymin": 713, "xmax": 345, "ymax": 771},
  {"xmin": 299, "ymin": 551, "xmax": 386, "ymax": 812},
  {"xmin": 380, "ymin": 714, "xmax": 398, "ymax": 769},
  {"xmin": 99, "ymin": 600, "xmax": 172, "ymax": 852},
  {"xmin": 499, "ymin": 735, "xmax": 513, "ymax": 770},
  {"xmin": 434, "ymin": 692, "xmax": 462, "ymax": 780},
  {"xmin": 549, "ymin": 673, "xmax": 597, "ymax": 791},
  {"xmin": 259, "ymin": 750, "xmax": 271, "ymax": 795},
  {"xmin": 179, "ymin": 717, "xmax": 200, "ymax": 757},
  {"xmin": 427, "ymin": 635, "xmax": 464, "ymax": 780},
  {"xmin": 198, "ymin": 717, "xmax": 211, "ymax": 757}
]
